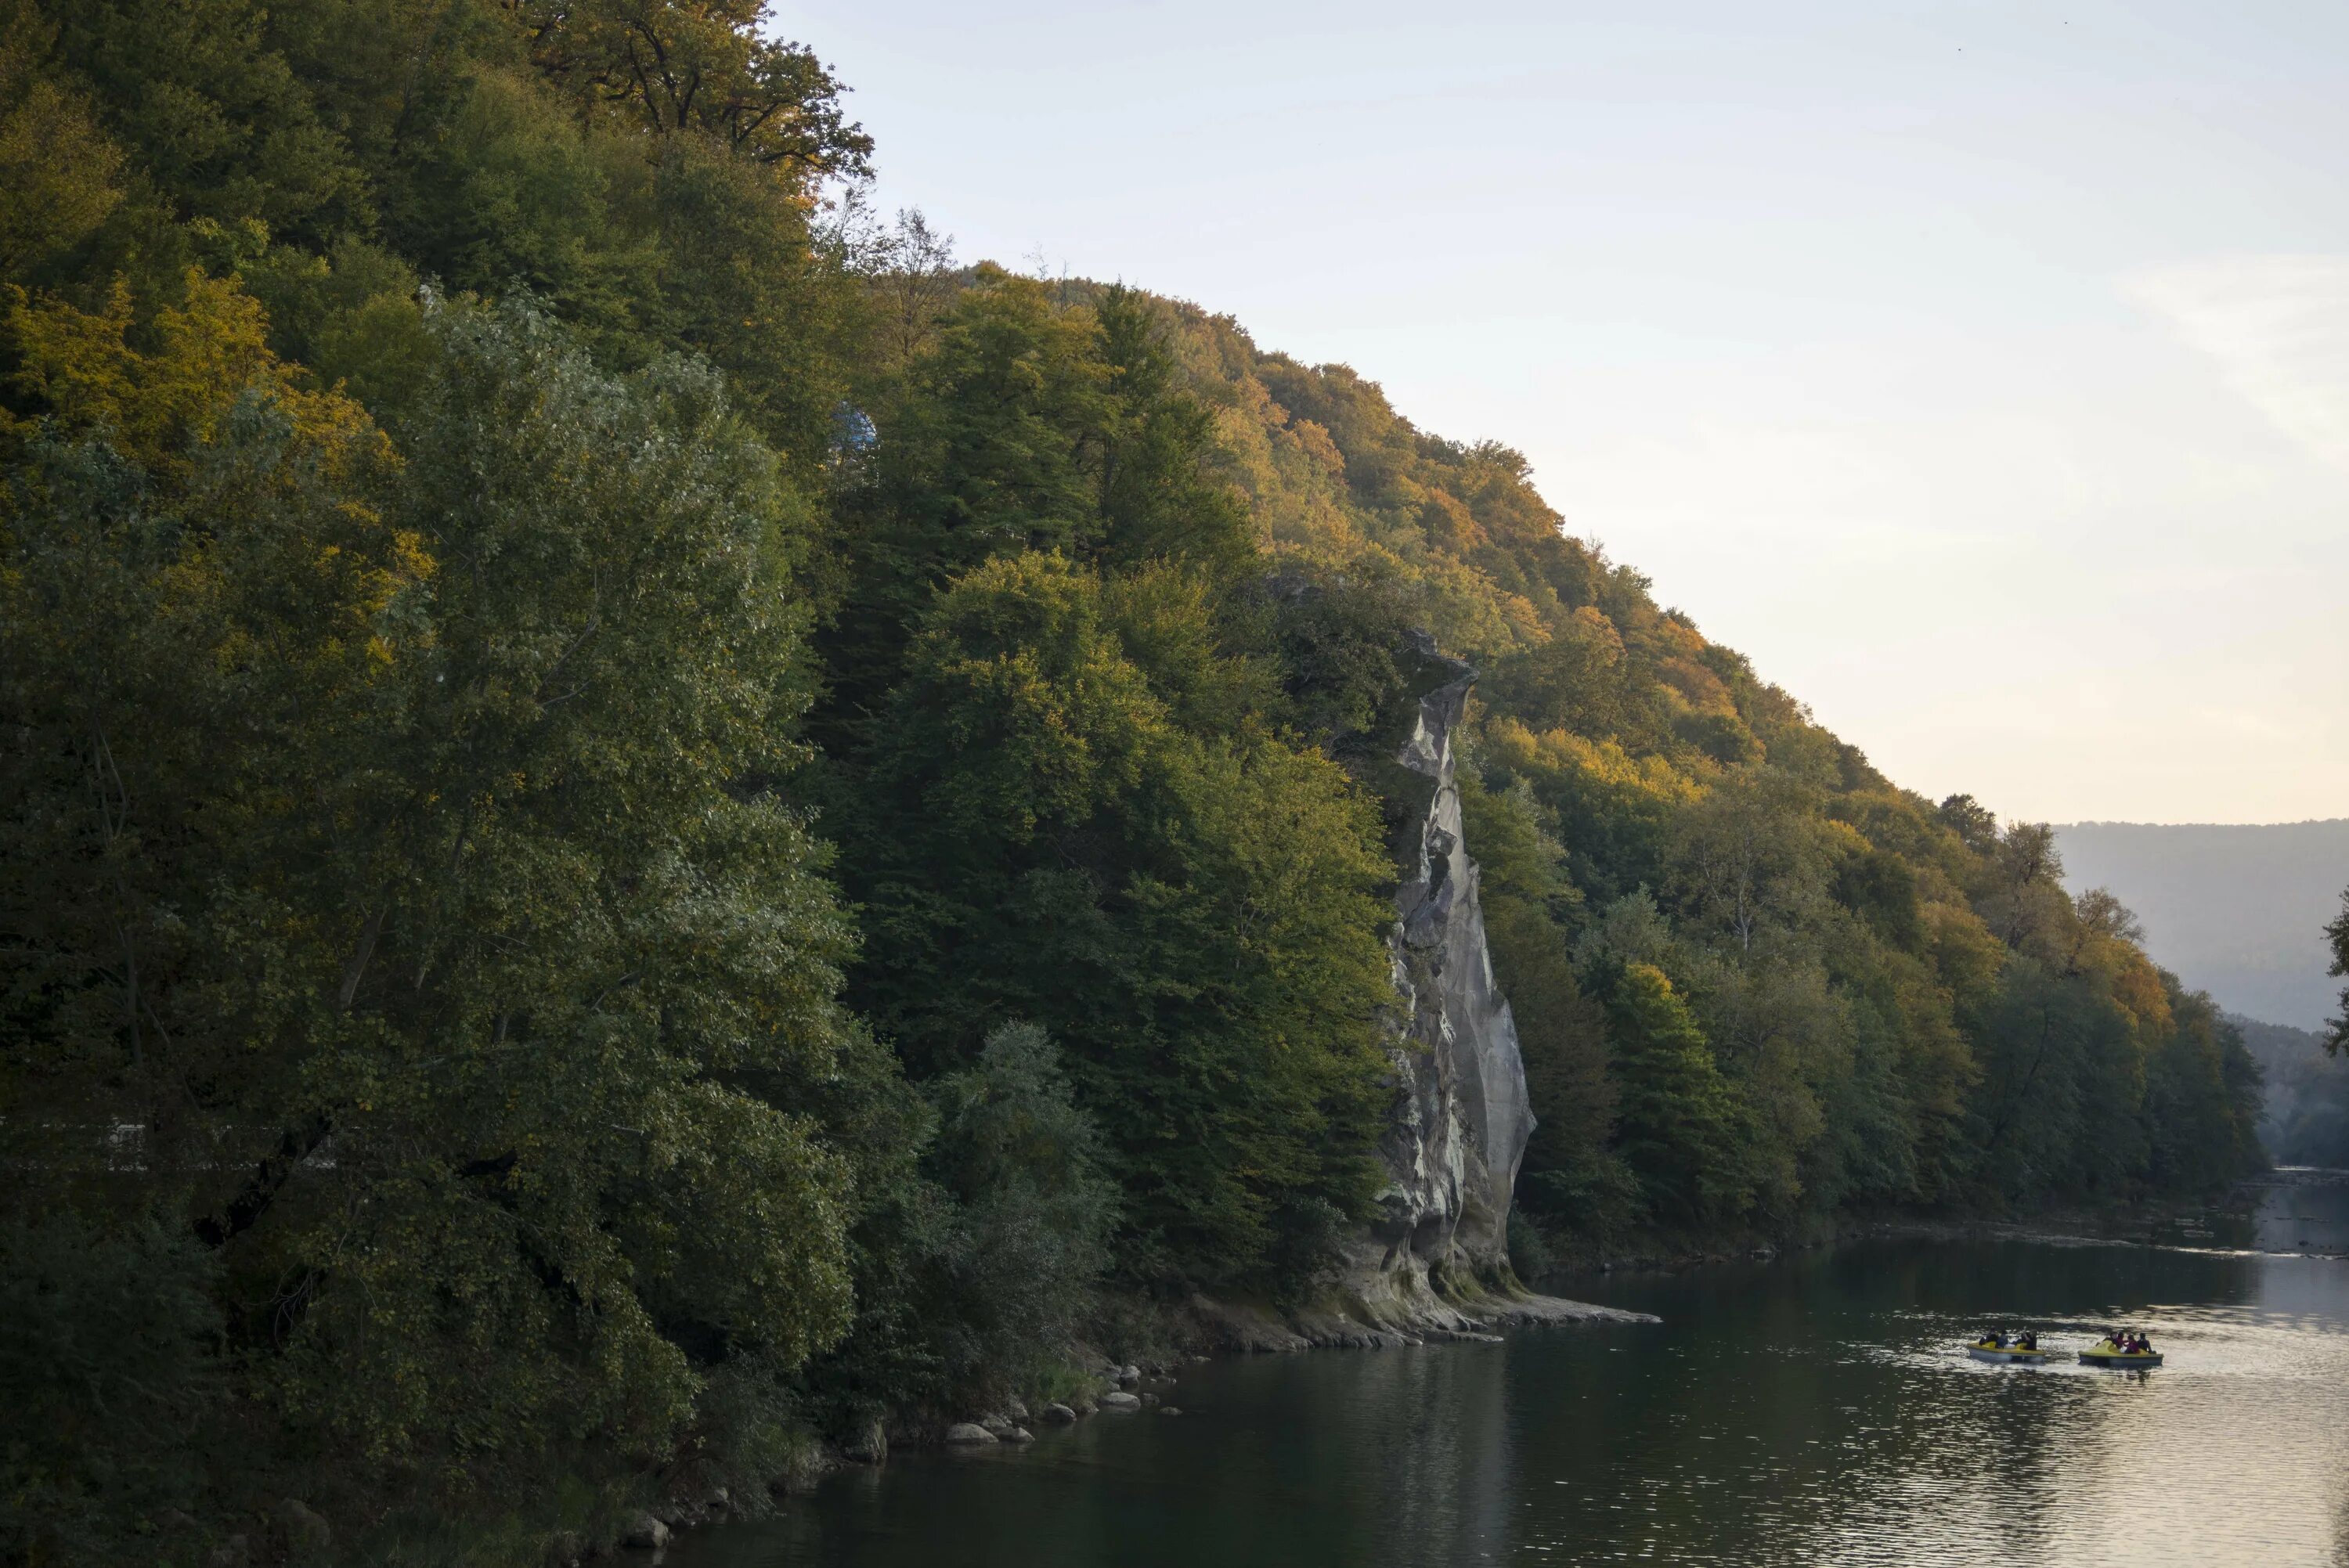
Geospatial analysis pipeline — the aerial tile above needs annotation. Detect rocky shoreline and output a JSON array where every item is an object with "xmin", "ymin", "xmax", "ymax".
[
  {"xmin": 1185, "ymin": 1284, "xmax": 1655, "ymax": 1354},
  {"xmin": 588, "ymin": 1285, "xmax": 1654, "ymax": 1563}
]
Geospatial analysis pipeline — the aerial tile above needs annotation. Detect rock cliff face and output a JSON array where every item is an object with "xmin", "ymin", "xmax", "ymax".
[{"xmin": 1343, "ymin": 647, "xmax": 1534, "ymax": 1318}]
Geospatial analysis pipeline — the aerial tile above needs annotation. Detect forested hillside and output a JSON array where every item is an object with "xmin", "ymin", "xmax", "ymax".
[
  {"xmin": 0, "ymin": 3, "xmax": 2268, "ymax": 1563},
  {"xmin": 2232, "ymin": 1018, "xmax": 2349, "ymax": 1168}
]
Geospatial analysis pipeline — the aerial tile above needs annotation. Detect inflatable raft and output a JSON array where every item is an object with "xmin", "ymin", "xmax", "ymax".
[
  {"xmin": 2079, "ymin": 1340, "xmax": 2163, "ymax": 1368},
  {"xmin": 1966, "ymin": 1341, "xmax": 2052, "ymax": 1364}
]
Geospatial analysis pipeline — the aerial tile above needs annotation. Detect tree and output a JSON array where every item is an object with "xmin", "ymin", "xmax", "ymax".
[
  {"xmin": 1459, "ymin": 769, "xmax": 1626, "ymax": 1238},
  {"xmin": 52, "ymin": 0, "xmax": 369, "ymax": 245},
  {"xmin": 1092, "ymin": 283, "xmax": 1253, "ymax": 574},
  {"xmin": 1976, "ymin": 820, "xmax": 2068, "ymax": 954},
  {"xmin": 1687, "ymin": 943, "xmax": 1849, "ymax": 1218},
  {"xmin": 2, "ymin": 283, "xmax": 891, "ymax": 1505},
  {"xmin": 2326, "ymin": 887, "xmax": 2349, "ymax": 1056},
  {"xmin": 2073, "ymin": 886, "xmax": 2145, "ymax": 946},
  {"xmin": 1597, "ymin": 963, "xmax": 1749, "ymax": 1225},
  {"xmin": 1484, "ymin": 607, "xmax": 1630, "ymax": 741},
  {"xmin": 841, "ymin": 552, "xmax": 1393, "ymax": 1285},
  {"xmin": 1962, "ymin": 960, "xmax": 2145, "ymax": 1201},
  {"xmin": 1666, "ymin": 769, "xmax": 1833, "ymax": 953},
  {"xmin": 913, "ymin": 1022, "xmax": 1117, "ymax": 1397},
  {"xmin": 503, "ymin": 0, "xmax": 871, "ymax": 180},
  {"xmin": 837, "ymin": 201, "xmax": 960, "ymax": 373},
  {"xmin": 1937, "ymin": 792, "xmax": 1998, "ymax": 852},
  {"xmin": 810, "ymin": 269, "xmax": 1110, "ymax": 744},
  {"xmin": 0, "ymin": 1, "xmax": 125, "ymax": 281},
  {"xmin": 2145, "ymin": 986, "xmax": 2265, "ymax": 1188}
]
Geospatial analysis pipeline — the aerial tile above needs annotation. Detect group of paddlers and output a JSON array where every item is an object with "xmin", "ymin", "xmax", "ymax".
[{"xmin": 1974, "ymin": 1327, "xmax": 2157, "ymax": 1354}]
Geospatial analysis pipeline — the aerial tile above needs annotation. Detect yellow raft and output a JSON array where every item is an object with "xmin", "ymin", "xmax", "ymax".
[
  {"xmin": 1965, "ymin": 1339, "xmax": 2052, "ymax": 1364},
  {"xmin": 2079, "ymin": 1339, "xmax": 2163, "ymax": 1368}
]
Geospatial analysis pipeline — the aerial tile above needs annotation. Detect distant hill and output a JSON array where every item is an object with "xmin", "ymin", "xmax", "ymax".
[
  {"xmin": 2232, "ymin": 1016, "xmax": 2349, "ymax": 1167},
  {"xmin": 2052, "ymin": 820, "xmax": 2349, "ymax": 1031}
]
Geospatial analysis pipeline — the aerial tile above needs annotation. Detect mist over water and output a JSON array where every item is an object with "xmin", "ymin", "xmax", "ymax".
[{"xmin": 673, "ymin": 1177, "xmax": 2349, "ymax": 1568}]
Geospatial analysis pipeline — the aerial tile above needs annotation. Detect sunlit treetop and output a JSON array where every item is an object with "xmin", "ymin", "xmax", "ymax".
[{"xmin": 502, "ymin": 0, "xmax": 873, "ymax": 182}]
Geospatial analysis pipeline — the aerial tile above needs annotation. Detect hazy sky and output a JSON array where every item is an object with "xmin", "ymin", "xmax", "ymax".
[{"xmin": 786, "ymin": 1, "xmax": 2348, "ymax": 826}]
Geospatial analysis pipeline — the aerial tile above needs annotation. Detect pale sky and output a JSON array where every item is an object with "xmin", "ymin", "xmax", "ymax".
[{"xmin": 785, "ymin": 0, "xmax": 2349, "ymax": 825}]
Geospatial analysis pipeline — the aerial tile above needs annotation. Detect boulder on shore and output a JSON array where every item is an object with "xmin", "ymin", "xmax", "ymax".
[
  {"xmin": 1041, "ymin": 1402, "xmax": 1077, "ymax": 1422},
  {"xmin": 1099, "ymin": 1390, "xmax": 1142, "ymax": 1411},
  {"xmin": 944, "ymin": 1422, "xmax": 998, "ymax": 1444},
  {"xmin": 621, "ymin": 1515, "xmax": 670, "ymax": 1550}
]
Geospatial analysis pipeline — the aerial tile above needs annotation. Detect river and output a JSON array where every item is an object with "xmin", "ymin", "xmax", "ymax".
[{"xmin": 671, "ymin": 1172, "xmax": 2349, "ymax": 1568}]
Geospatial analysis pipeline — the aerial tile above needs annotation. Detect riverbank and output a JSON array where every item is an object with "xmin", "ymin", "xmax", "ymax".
[
  {"xmin": 1185, "ymin": 1284, "xmax": 1657, "ymax": 1354},
  {"xmin": 1528, "ymin": 1167, "xmax": 2349, "ymax": 1292},
  {"xmin": 541, "ymin": 1283, "xmax": 1656, "ymax": 1564},
  {"xmin": 1842, "ymin": 1168, "xmax": 2349, "ymax": 1260}
]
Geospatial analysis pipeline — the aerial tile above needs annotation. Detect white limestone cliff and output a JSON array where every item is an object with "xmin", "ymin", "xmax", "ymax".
[{"xmin": 1341, "ymin": 650, "xmax": 1536, "ymax": 1323}]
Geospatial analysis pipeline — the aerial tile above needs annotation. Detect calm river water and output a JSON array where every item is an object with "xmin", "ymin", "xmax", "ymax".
[{"xmin": 672, "ymin": 1173, "xmax": 2349, "ymax": 1568}]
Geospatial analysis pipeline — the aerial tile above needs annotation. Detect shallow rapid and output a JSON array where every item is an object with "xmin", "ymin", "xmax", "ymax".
[{"xmin": 670, "ymin": 1174, "xmax": 2349, "ymax": 1568}]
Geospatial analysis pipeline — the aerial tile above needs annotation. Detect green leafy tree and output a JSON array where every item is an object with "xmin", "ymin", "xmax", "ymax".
[
  {"xmin": 502, "ymin": 0, "xmax": 871, "ymax": 178},
  {"xmin": 843, "ymin": 552, "xmax": 1392, "ymax": 1285},
  {"xmin": 1460, "ymin": 769, "xmax": 1629, "ymax": 1242},
  {"xmin": 1092, "ymin": 283, "xmax": 1253, "ymax": 574},
  {"xmin": 924, "ymin": 1023, "xmax": 1117, "ymax": 1383},
  {"xmin": 52, "ymin": 0, "xmax": 369, "ymax": 245},
  {"xmin": 1665, "ymin": 770, "xmax": 1835, "ymax": 954},
  {"xmin": 817, "ymin": 270, "xmax": 1264, "ymax": 749},
  {"xmin": 1962, "ymin": 960, "xmax": 2145, "ymax": 1200},
  {"xmin": 2, "ymin": 284, "xmax": 889, "ymax": 1509},
  {"xmin": 1596, "ymin": 962, "xmax": 1750, "ymax": 1225},
  {"xmin": 0, "ymin": 2, "xmax": 126, "ymax": 281},
  {"xmin": 2144, "ymin": 986, "xmax": 2265, "ymax": 1188}
]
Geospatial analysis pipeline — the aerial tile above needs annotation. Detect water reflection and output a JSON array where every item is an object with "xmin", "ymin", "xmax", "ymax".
[{"xmin": 673, "ymin": 1178, "xmax": 2349, "ymax": 1568}]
